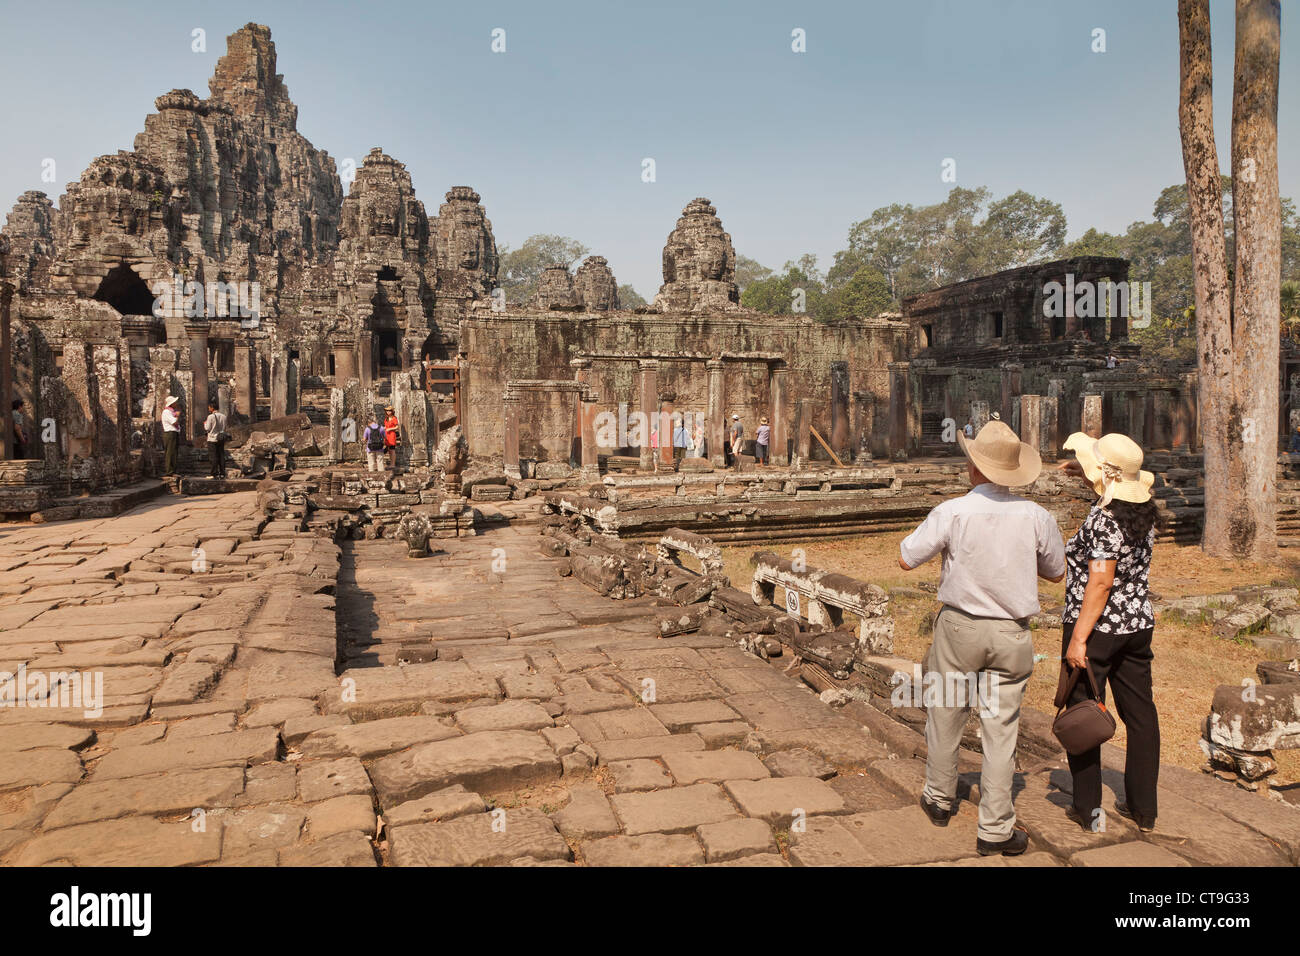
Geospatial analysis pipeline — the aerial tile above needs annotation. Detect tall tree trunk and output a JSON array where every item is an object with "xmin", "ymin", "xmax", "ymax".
[
  {"xmin": 1229, "ymin": 0, "xmax": 1281, "ymax": 560},
  {"xmin": 1178, "ymin": 0, "xmax": 1235, "ymax": 557}
]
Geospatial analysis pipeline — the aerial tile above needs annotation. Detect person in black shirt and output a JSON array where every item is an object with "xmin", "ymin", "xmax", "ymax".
[{"xmin": 1058, "ymin": 432, "xmax": 1161, "ymax": 834}]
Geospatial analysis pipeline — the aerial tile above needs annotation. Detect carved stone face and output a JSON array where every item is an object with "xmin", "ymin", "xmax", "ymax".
[
  {"xmin": 453, "ymin": 212, "xmax": 482, "ymax": 270},
  {"xmin": 697, "ymin": 241, "xmax": 727, "ymax": 281}
]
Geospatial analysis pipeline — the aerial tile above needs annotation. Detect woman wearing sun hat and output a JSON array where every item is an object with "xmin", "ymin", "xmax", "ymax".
[{"xmin": 1058, "ymin": 431, "xmax": 1161, "ymax": 833}]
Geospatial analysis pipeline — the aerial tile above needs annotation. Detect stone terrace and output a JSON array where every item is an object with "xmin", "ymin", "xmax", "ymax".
[{"xmin": 1, "ymin": 494, "xmax": 1298, "ymax": 866}]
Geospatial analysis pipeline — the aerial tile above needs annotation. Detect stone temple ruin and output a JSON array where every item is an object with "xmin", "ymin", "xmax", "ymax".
[{"xmin": 1, "ymin": 23, "xmax": 1298, "ymax": 849}]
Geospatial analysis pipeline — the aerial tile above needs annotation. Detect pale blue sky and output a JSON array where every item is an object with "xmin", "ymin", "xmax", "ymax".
[{"xmin": 0, "ymin": 0, "xmax": 1294, "ymax": 298}]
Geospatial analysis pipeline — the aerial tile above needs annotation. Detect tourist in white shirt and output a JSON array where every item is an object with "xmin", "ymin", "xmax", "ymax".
[
  {"xmin": 898, "ymin": 419, "xmax": 1065, "ymax": 857},
  {"xmin": 203, "ymin": 401, "xmax": 228, "ymax": 479},
  {"xmin": 161, "ymin": 395, "xmax": 180, "ymax": 476}
]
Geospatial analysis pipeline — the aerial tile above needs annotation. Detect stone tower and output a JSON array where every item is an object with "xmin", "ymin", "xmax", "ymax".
[
  {"xmin": 533, "ymin": 265, "xmax": 579, "ymax": 310},
  {"xmin": 653, "ymin": 197, "xmax": 740, "ymax": 313},
  {"xmin": 573, "ymin": 255, "xmax": 620, "ymax": 311}
]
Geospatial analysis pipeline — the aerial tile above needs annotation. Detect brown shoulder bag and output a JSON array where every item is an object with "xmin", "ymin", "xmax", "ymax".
[{"xmin": 1051, "ymin": 662, "xmax": 1116, "ymax": 755}]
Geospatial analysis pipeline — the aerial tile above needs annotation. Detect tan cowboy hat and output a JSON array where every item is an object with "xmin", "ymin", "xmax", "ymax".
[
  {"xmin": 760, "ymin": 417, "xmax": 769, "ymax": 425},
  {"xmin": 1063, "ymin": 432, "xmax": 1154, "ymax": 506},
  {"xmin": 956, "ymin": 419, "xmax": 1042, "ymax": 487}
]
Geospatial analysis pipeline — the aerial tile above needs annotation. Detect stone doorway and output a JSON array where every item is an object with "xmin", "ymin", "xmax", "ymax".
[{"xmin": 92, "ymin": 263, "xmax": 155, "ymax": 317}]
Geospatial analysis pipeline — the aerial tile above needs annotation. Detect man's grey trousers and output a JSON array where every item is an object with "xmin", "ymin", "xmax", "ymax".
[{"xmin": 921, "ymin": 605, "xmax": 1034, "ymax": 843}]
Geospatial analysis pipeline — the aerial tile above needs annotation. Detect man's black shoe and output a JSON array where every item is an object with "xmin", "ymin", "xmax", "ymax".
[
  {"xmin": 1114, "ymin": 801, "xmax": 1156, "ymax": 833},
  {"xmin": 920, "ymin": 796, "xmax": 952, "ymax": 827},
  {"xmin": 1065, "ymin": 805, "xmax": 1095, "ymax": 832},
  {"xmin": 976, "ymin": 826, "xmax": 1029, "ymax": 856}
]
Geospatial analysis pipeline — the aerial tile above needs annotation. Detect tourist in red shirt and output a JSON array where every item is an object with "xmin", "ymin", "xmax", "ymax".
[{"xmin": 383, "ymin": 406, "xmax": 400, "ymax": 473}]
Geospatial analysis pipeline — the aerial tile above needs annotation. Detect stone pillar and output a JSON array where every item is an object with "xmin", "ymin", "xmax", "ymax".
[
  {"xmin": 794, "ymin": 398, "xmax": 813, "ymax": 464},
  {"xmin": 888, "ymin": 361, "xmax": 911, "ymax": 461},
  {"xmin": 287, "ymin": 357, "xmax": 299, "ymax": 414},
  {"xmin": 1019, "ymin": 395, "xmax": 1043, "ymax": 456},
  {"xmin": 580, "ymin": 392, "xmax": 599, "ymax": 473},
  {"xmin": 852, "ymin": 391, "xmax": 874, "ymax": 463},
  {"xmin": 1152, "ymin": 390, "xmax": 1173, "ymax": 450},
  {"xmin": 185, "ymin": 321, "xmax": 210, "ymax": 445},
  {"xmin": 1128, "ymin": 391, "xmax": 1145, "ymax": 445},
  {"xmin": 328, "ymin": 387, "xmax": 344, "ymax": 461},
  {"xmin": 358, "ymin": 333, "xmax": 373, "ymax": 389},
  {"xmin": 92, "ymin": 345, "xmax": 125, "ymax": 467},
  {"xmin": 1081, "ymin": 394, "xmax": 1103, "ymax": 439},
  {"xmin": 1000, "ymin": 363, "xmax": 1023, "ymax": 425},
  {"xmin": 571, "ymin": 358, "xmax": 592, "ymax": 467},
  {"xmin": 234, "ymin": 341, "xmax": 256, "ymax": 425},
  {"xmin": 970, "ymin": 400, "xmax": 990, "ymax": 435},
  {"xmin": 1179, "ymin": 373, "xmax": 1198, "ymax": 452},
  {"xmin": 217, "ymin": 384, "xmax": 232, "ymax": 421},
  {"xmin": 503, "ymin": 392, "xmax": 521, "ymax": 478},
  {"xmin": 332, "ymin": 333, "xmax": 358, "ymax": 384},
  {"xmin": 658, "ymin": 395, "xmax": 675, "ymax": 467},
  {"xmin": 270, "ymin": 348, "xmax": 289, "ymax": 419},
  {"xmin": 769, "ymin": 365, "xmax": 789, "ymax": 466},
  {"xmin": 830, "ymin": 361, "xmax": 851, "ymax": 461},
  {"xmin": 706, "ymin": 359, "xmax": 726, "ymax": 467},
  {"xmin": 638, "ymin": 359, "xmax": 658, "ymax": 471},
  {"xmin": 61, "ymin": 343, "xmax": 99, "ymax": 460},
  {"xmin": 1040, "ymin": 395, "xmax": 1058, "ymax": 461},
  {"xmin": 1047, "ymin": 378, "xmax": 1067, "ymax": 453}
]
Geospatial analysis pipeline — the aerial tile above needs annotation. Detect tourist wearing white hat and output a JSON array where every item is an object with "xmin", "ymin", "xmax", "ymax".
[
  {"xmin": 161, "ymin": 395, "xmax": 180, "ymax": 476},
  {"xmin": 1058, "ymin": 431, "xmax": 1161, "ymax": 833},
  {"xmin": 898, "ymin": 419, "xmax": 1066, "ymax": 856},
  {"xmin": 728, "ymin": 414, "xmax": 743, "ymax": 468},
  {"xmin": 755, "ymin": 416, "xmax": 770, "ymax": 466}
]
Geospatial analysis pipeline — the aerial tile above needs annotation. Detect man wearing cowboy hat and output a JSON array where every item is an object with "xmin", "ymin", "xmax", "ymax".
[
  {"xmin": 898, "ymin": 419, "xmax": 1066, "ymax": 856},
  {"xmin": 161, "ymin": 395, "xmax": 181, "ymax": 477}
]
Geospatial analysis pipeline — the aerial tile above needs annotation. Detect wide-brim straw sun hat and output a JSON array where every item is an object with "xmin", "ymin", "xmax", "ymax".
[
  {"xmin": 956, "ymin": 419, "xmax": 1042, "ymax": 487},
  {"xmin": 1063, "ymin": 431, "xmax": 1154, "ymax": 506}
]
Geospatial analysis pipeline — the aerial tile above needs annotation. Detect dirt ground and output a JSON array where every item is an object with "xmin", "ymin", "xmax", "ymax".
[{"xmin": 719, "ymin": 533, "xmax": 1300, "ymax": 787}]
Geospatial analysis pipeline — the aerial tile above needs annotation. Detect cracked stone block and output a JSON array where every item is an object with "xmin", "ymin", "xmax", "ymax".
[
  {"xmin": 385, "ymin": 785, "xmax": 486, "ymax": 828},
  {"xmin": 723, "ymin": 776, "xmax": 846, "ymax": 825},
  {"xmin": 454, "ymin": 700, "xmax": 554, "ymax": 734},
  {"xmin": 609, "ymin": 782, "xmax": 739, "ymax": 835},
  {"xmin": 369, "ymin": 731, "xmax": 562, "ymax": 807},
  {"xmin": 553, "ymin": 785, "xmax": 620, "ymax": 841},
  {"xmin": 389, "ymin": 806, "xmax": 570, "ymax": 866},
  {"xmin": 663, "ymin": 749, "xmax": 769, "ymax": 785}
]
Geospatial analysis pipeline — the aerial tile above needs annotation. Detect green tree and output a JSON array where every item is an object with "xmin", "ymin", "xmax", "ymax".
[
  {"xmin": 734, "ymin": 255, "xmax": 773, "ymax": 294},
  {"xmin": 617, "ymin": 284, "xmax": 648, "ymax": 309},
  {"xmin": 822, "ymin": 265, "xmax": 894, "ymax": 321},
  {"xmin": 741, "ymin": 256, "xmax": 826, "ymax": 318},
  {"xmin": 497, "ymin": 234, "xmax": 589, "ymax": 304}
]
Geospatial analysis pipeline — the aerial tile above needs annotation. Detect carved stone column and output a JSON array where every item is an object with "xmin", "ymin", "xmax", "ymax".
[
  {"xmin": 770, "ymin": 365, "xmax": 789, "ymax": 466},
  {"xmin": 706, "ymin": 359, "xmax": 726, "ymax": 467},
  {"xmin": 638, "ymin": 359, "xmax": 658, "ymax": 471}
]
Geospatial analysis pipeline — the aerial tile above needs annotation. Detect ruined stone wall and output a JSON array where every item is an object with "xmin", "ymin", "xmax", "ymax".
[
  {"xmin": 462, "ymin": 311, "xmax": 909, "ymax": 462},
  {"xmin": 904, "ymin": 257, "xmax": 1130, "ymax": 359}
]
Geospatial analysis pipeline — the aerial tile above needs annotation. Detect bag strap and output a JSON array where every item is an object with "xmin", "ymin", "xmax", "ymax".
[{"xmin": 1056, "ymin": 659, "xmax": 1104, "ymax": 711}]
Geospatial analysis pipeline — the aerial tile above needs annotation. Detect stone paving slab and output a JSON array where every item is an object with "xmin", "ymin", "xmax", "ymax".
[
  {"xmin": 610, "ymin": 782, "xmax": 740, "ymax": 835},
  {"xmin": 389, "ymin": 807, "xmax": 570, "ymax": 866},
  {"xmin": 369, "ymin": 731, "xmax": 563, "ymax": 807}
]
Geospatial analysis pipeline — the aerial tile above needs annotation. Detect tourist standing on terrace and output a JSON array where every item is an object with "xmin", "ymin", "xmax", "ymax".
[
  {"xmin": 362, "ymin": 414, "xmax": 386, "ymax": 473},
  {"xmin": 729, "ymin": 414, "xmax": 744, "ymax": 467},
  {"xmin": 754, "ymin": 417, "xmax": 770, "ymax": 465},
  {"xmin": 161, "ymin": 396, "xmax": 180, "ymax": 476},
  {"xmin": 898, "ymin": 419, "xmax": 1065, "ymax": 856},
  {"xmin": 11, "ymin": 398, "xmax": 28, "ymax": 459},
  {"xmin": 1058, "ymin": 433, "xmax": 1161, "ymax": 834},
  {"xmin": 383, "ymin": 406, "xmax": 400, "ymax": 473},
  {"xmin": 203, "ymin": 401, "xmax": 228, "ymax": 479}
]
